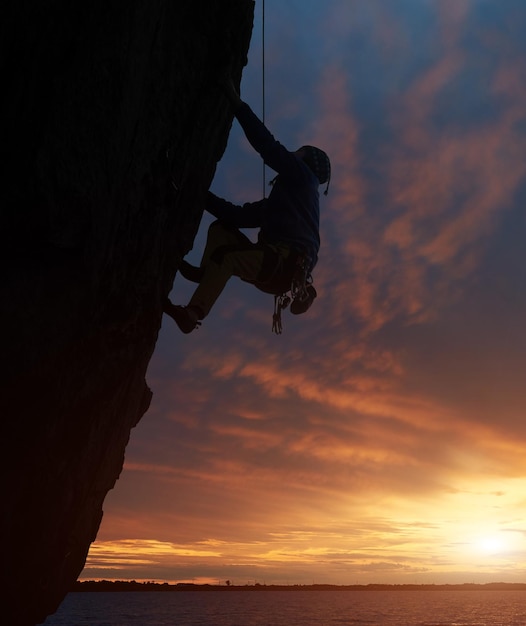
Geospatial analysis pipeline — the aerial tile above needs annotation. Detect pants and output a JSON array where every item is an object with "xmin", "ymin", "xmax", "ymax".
[{"xmin": 188, "ymin": 221, "xmax": 291, "ymax": 318}]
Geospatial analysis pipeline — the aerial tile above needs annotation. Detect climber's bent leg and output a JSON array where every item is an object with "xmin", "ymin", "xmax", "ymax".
[
  {"xmin": 200, "ymin": 220, "xmax": 251, "ymax": 268},
  {"xmin": 188, "ymin": 245, "xmax": 266, "ymax": 318},
  {"xmin": 179, "ymin": 220, "xmax": 252, "ymax": 283}
]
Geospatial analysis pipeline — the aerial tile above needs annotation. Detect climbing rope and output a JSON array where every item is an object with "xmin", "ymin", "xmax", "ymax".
[{"xmin": 262, "ymin": 0, "xmax": 266, "ymax": 198}]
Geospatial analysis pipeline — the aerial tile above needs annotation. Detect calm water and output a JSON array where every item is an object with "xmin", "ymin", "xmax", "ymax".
[{"xmin": 41, "ymin": 590, "xmax": 526, "ymax": 626}]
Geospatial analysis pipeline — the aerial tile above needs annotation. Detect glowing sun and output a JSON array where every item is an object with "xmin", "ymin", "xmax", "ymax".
[
  {"xmin": 476, "ymin": 535, "xmax": 506, "ymax": 554},
  {"xmin": 471, "ymin": 530, "xmax": 521, "ymax": 556}
]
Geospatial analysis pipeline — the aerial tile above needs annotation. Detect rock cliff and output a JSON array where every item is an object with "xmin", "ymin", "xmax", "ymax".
[{"xmin": 0, "ymin": 2, "xmax": 254, "ymax": 624}]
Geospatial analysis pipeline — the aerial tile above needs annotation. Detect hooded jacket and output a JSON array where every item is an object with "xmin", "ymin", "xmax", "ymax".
[{"xmin": 206, "ymin": 102, "xmax": 320, "ymax": 271}]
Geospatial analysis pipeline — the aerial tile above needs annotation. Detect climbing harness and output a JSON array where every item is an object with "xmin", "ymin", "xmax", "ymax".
[
  {"xmin": 271, "ymin": 253, "xmax": 315, "ymax": 335},
  {"xmin": 291, "ymin": 253, "xmax": 311, "ymax": 304}
]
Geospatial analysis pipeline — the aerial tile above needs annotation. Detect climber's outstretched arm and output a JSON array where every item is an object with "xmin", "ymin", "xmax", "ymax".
[
  {"xmin": 206, "ymin": 192, "xmax": 263, "ymax": 228},
  {"xmin": 220, "ymin": 79, "xmax": 307, "ymax": 183}
]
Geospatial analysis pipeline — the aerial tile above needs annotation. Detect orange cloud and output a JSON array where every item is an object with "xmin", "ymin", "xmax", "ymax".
[{"xmin": 308, "ymin": 4, "xmax": 525, "ymax": 340}]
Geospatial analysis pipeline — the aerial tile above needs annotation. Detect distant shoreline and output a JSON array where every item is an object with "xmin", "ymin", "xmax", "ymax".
[{"xmin": 73, "ymin": 581, "xmax": 526, "ymax": 593}]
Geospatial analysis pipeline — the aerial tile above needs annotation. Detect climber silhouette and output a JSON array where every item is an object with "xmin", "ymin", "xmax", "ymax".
[{"xmin": 163, "ymin": 77, "xmax": 330, "ymax": 334}]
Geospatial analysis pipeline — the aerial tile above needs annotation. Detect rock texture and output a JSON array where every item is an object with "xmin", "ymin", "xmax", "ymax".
[{"xmin": 0, "ymin": 2, "xmax": 254, "ymax": 624}]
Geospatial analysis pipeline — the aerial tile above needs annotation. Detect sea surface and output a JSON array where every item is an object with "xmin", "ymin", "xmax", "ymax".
[{"xmin": 41, "ymin": 589, "xmax": 526, "ymax": 626}]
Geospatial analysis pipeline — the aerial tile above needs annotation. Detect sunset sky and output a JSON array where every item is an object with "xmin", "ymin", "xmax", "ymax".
[{"xmin": 82, "ymin": 0, "xmax": 526, "ymax": 586}]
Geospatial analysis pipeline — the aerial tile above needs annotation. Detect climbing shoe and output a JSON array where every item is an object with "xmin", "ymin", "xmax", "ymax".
[
  {"xmin": 163, "ymin": 299, "xmax": 201, "ymax": 334},
  {"xmin": 179, "ymin": 260, "xmax": 204, "ymax": 283}
]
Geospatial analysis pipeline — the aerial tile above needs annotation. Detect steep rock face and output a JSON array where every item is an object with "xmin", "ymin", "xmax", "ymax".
[{"xmin": 0, "ymin": 2, "xmax": 254, "ymax": 625}]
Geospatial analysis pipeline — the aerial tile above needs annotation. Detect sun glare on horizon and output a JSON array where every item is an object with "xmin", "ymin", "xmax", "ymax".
[{"xmin": 470, "ymin": 531, "xmax": 523, "ymax": 557}]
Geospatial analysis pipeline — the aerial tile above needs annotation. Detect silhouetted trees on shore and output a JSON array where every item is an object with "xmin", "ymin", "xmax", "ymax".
[{"xmin": 72, "ymin": 580, "xmax": 526, "ymax": 593}]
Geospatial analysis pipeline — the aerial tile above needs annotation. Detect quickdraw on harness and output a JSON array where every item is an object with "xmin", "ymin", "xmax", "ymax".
[
  {"xmin": 272, "ymin": 254, "xmax": 314, "ymax": 335},
  {"xmin": 272, "ymin": 294, "xmax": 290, "ymax": 335}
]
